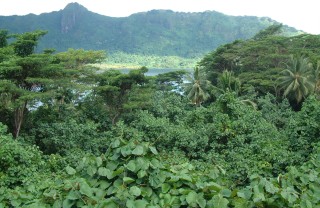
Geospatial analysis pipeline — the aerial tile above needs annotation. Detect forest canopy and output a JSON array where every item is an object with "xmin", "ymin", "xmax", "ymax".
[{"xmin": 0, "ymin": 27, "xmax": 320, "ymax": 207}]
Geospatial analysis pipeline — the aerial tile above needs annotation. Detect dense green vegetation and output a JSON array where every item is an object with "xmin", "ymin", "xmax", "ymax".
[
  {"xmin": 94, "ymin": 52, "xmax": 200, "ymax": 70},
  {"xmin": 1, "ymin": 27, "xmax": 320, "ymax": 207},
  {"xmin": 0, "ymin": 3, "xmax": 301, "ymax": 58}
]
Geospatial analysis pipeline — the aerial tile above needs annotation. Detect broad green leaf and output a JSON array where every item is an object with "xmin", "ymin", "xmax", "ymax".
[
  {"xmin": 76, "ymin": 200, "xmax": 86, "ymax": 207},
  {"xmin": 110, "ymin": 152, "xmax": 120, "ymax": 161},
  {"xmin": 98, "ymin": 181, "xmax": 111, "ymax": 190},
  {"xmin": 10, "ymin": 200, "xmax": 21, "ymax": 207},
  {"xmin": 161, "ymin": 183, "xmax": 171, "ymax": 193},
  {"xmin": 112, "ymin": 139, "xmax": 120, "ymax": 148},
  {"xmin": 180, "ymin": 174, "xmax": 192, "ymax": 182},
  {"xmin": 206, "ymin": 182, "xmax": 223, "ymax": 192},
  {"xmin": 96, "ymin": 157, "xmax": 103, "ymax": 167},
  {"xmin": 24, "ymin": 201, "xmax": 49, "ymax": 208},
  {"xmin": 126, "ymin": 200, "xmax": 135, "ymax": 208},
  {"xmin": 249, "ymin": 174, "xmax": 260, "ymax": 180},
  {"xmin": 265, "ymin": 181, "xmax": 279, "ymax": 194},
  {"xmin": 141, "ymin": 187, "xmax": 153, "ymax": 197},
  {"xmin": 126, "ymin": 160, "xmax": 136, "ymax": 172},
  {"xmin": 150, "ymin": 158, "xmax": 161, "ymax": 169},
  {"xmin": 178, "ymin": 188, "xmax": 189, "ymax": 195},
  {"xmin": 53, "ymin": 200, "xmax": 63, "ymax": 208},
  {"xmin": 180, "ymin": 195, "xmax": 186, "ymax": 205},
  {"xmin": 134, "ymin": 199, "xmax": 148, "ymax": 207},
  {"xmin": 186, "ymin": 191, "xmax": 197, "ymax": 205},
  {"xmin": 62, "ymin": 199, "xmax": 74, "ymax": 208},
  {"xmin": 157, "ymin": 171, "xmax": 168, "ymax": 183},
  {"xmin": 97, "ymin": 199, "xmax": 118, "ymax": 208},
  {"xmin": 66, "ymin": 166, "xmax": 76, "ymax": 175},
  {"xmin": 169, "ymin": 176, "xmax": 180, "ymax": 183},
  {"xmin": 136, "ymin": 157, "xmax": 149, "ymax": 170},
  {"xmin": 123, "ymin": 177, "xmax": 135, "ymax": 184},
  {"xmin": 138, "ymin": 170, "xmax": 147, "ymax": 178},
  {"xmin": 237, "ymin": 188, "xmax": 252, "ymax": 200},
  {"xmin": 162, "ymin": 193, "xmax": 172, "ymax": 204},
  {"xmin": 129, "ymin": 186, "xmax": 141, "ymax": 196},
  {"xmin": 253, "ymin": 185, "xmax": 265, "ymax": 203},
  {"xmin": 121, "ymin": 145, "xmax": 132, "ymax": 156},
  {"xmin": 27, "ymin": 184, "xmax": 36, "ymax": 193},
  {"xmin": 233, "ymin": 198, "xmax": 252, "ymax": 208},
  {"xmin": 221, "ymin": 189, "xmax": 232, "ymax": 197},
  {"xmin": 113, "ymin": 179, "xmax": 123, "ymax": 188},
  {"xmin": 43, "ymin": 189, "xmax": 57, "ymax": 199},
  {"xmin": 95, "ymin": 188, "xmax": 107, "ymax": 199},
  {"xmin": 149, "ymin": 146, "xmax": 158, "ymax": 155},
  {"xmin": 196, "ymin": 193, "xmax": 206, "ymax": 208},
  {"xmin": 106, "ymin": 161, "xmax": 118, "ymax": 171},
  {"xmin": 97, "ymin": 167, "xmax": 108, "ymax": 176},
  {"xmin": 208, "ymin": 169, "xmax": 220, "ymax": 180},
  {"xmin": 300, "ymin": 199, "xmax": 313, "ymax": 208},
  {"xmin": 308, "ymin": 172, "xmax": 317, "ymax": 182},
  {"xmin": 212, "ymin": 195, "xmax": 229, "ymax": 208},
  {"xmin": 80, "ymin": 181, "xmax": 93, "ymax": 197},
  {"xmin": 66, "ymin": 190, "xmax": 81, "ymax": 200},
  {"xmin": 87, "ymin": 165, "xmax": 97, "ymax": 176},
  {"xmin": 149, "ymin": 175, "xmax": 160, "ymax": 187},
  {"xmin": 132, "ymin": 145, "xmax": 144, "ymax": 155},
  {"xmin": 126, "ymin": 199, "xmax": 148, "ymax": 208},
  {"xmin": 281, "ymin": 187, "xmax": 298, "ymax": 204},
  {"xmin": 107, "ymin": 186, "xmax": 116, "ymax": 195},
  {"xmin": 112, "ymin": 166, "xmax": 125, "ymax": 177}
]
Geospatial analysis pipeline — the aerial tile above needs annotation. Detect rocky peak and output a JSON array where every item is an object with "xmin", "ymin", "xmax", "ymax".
[{"xmin": 61, "ymin": 2, "xmax": 88, "ymax": 33}]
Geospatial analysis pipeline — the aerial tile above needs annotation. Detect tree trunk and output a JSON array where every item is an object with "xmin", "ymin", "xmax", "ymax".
[
  {"xmin": 111, "ymin": 112, "xmax": 120, "ymax": 126},
  {"xmin": 13, "ymin": 101, "xmax": 27, "ymax": 138}
]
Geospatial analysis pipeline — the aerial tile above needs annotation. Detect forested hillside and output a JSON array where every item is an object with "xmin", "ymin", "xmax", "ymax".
[
  {"xmin": 0, "ymin": 2, "xmax": 300, "ymax": 57},
  {"xmin": 199, "ymin": 27, "xmax": 320, "ymax": 108},
  {"xmin": 1, "ymin": 26, "xmax": 320, "ymax": 207}
]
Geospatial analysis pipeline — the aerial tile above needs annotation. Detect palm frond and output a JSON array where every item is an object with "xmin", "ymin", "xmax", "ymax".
[{"xmin": 278, "ymin": 55, "xmax": 315, "ymax": 103}]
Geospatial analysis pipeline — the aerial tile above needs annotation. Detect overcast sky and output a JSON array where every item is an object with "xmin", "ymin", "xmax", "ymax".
[{"xmin": 1, "ymin": 0, "xmax": 319, "ymax": 34}]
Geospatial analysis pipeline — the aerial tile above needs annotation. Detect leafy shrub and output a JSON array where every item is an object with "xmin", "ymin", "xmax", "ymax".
[
  {"xmin": 149, "ymin": 91, "xmax": 187, "ymax": 122},
  {"xmin": 0, "ymin": 123, "xmax": 44, "ymax": 188},
  {"xmin": 1, "ymin": 121, "xmax": 320, "ymax": 207},
  {"xmin": 34, "ymin": 135, "xmax": 230, "ymax": 207},
  {"xmin": 257, "ymin": 93, "xmax": 294, "ymax": 129},
  {"xmin": 286, "ymin": 96, "xmax": 320, "ymax": 158},
  {"xmin": 206, "ymin": 93, "xmax": 298, "ymax": 182},
  {"xmin": 30, "ymin": 119, "xmax": 110, "ymax": 155}
]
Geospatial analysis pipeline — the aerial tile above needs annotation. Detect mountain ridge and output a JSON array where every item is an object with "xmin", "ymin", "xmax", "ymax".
[{"xmin": 0, "ymin": 2, "xmax": 301, "ymax": 57}]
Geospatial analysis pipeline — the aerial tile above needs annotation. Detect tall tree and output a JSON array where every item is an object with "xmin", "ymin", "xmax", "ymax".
[
  {"xmin": 95, "ymin": 67, "xmax": 149, "ymax": 125},
  {"xmin": 185, "ymin": 67, "xmax": 211, "ymax": 107},
  {"xmin": 0, "ymin": 31, "xmax": 105, "ymax": 138},
  {"xmin": 278, "ymin": 55, "xmax": 314, "ymax": 104},
  {"xmin": 214, "ymin": 70, "xmax": 241, "ymax": 96},
  {"xmin": 51, "ymin": 48, "xmax": 105, "ymax": 109},
  {"xmin": 0, "ymin": 30, "xmax": 50, "ymax": 137},
  {"xmin": 0, "ymin": 30, "xmax": 8, "ymax": 48},
  {"xmin": 253, "ymin": 24, "xmax": 283, "ymax": 40}
]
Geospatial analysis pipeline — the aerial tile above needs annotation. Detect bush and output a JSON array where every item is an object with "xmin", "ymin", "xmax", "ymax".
[
  {"xmin": 30, "ymin": 119, "xmax": 110, "ymax": 155},
  {"xmin": 0, "ymin": 123, "xmax": 44, "ymax": 188}
]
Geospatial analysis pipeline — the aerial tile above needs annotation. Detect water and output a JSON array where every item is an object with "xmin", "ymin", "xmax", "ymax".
[{"xmin": 120, "ymin": 68, "xmax": 192, "ymax": 76}]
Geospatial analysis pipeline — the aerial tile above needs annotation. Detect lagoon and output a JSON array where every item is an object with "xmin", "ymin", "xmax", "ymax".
[{"xmin": 119, "ymin": 68, "xmax": 193, "ymax": 76}]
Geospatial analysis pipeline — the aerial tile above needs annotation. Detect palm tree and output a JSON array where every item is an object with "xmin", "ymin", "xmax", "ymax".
[
  {"xmin": 278, "ymin": 55, "xmax": 315, "ymax": 104},
  {"xmin": 185, "ymin": 67, "xmax": 211, "ymax": 107},
  {"xmin": 214, "ymin": 70, "xmax": 241, "ymax": 96}
]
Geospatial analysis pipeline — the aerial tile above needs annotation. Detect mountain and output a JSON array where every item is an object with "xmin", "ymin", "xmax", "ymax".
[{"xmin": 0, "ymin": 2, "xmax": 301, "ymax": 57}]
